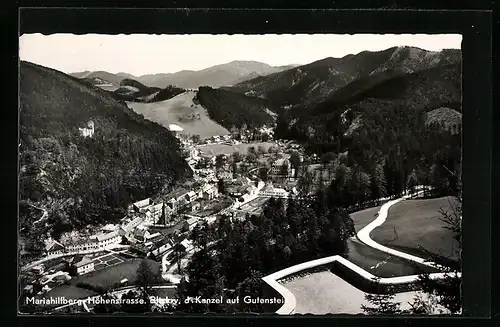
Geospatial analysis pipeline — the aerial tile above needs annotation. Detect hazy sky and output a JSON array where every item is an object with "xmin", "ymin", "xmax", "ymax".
[{"xmin": 19, "ymin": 34, "xmax": 462, "ymax": 76}]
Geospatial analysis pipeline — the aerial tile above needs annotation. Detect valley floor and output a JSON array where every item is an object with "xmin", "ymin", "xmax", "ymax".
[{"xmin": 126, "ymin": 91, "xmax": 229, "ymax": 138}]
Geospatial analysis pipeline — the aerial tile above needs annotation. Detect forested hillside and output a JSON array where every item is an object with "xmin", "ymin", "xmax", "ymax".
[
  {"xmin": 110, "ymin": 79, "xmax": 185, "ymax": 103},
  {"xmin": 276, "ymin": 62, "xmax": 462, "ymax": 201},
  {"xmin": 19, "ymin": 61, "xmax": 191, "ymax": 261},
  {"xmin": 70, "ymin": 70, "xmax": 127, "ymax": 86},
  {"xmin": 170, "ymin": 195, "xmax": 355, "ymax": 313},
  {"xmin": 230, "ymin": 47, "xmax": 461, "ymax": 109},
  {"xmin": 195, "ymin": 86, "xmax": 277, "ymax": 129}
]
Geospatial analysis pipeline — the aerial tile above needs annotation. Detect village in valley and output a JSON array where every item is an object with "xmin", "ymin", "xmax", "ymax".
[
  {"xmin": 19, "ymin": 123, "xmax": 315, "ymax": 312},
  {"xmin": 19, "ymin": 32, "xmax": 466, "ymax": 315}
]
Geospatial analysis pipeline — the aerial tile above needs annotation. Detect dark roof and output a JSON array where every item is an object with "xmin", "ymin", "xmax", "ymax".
[
  {"xmin": 52, "ymin": 262, "xmax": 67, "ymax": 271},
  {"xmin": 47, "ymin": 281, "xmax": 58, "ymax": 288},
  {"xmin": 69, "ymin": 254, "xmax": 84, "ymax": 264},
  {"xmin": 46, "ymin": 241, "xmax": 65, "ymax": 252},
  {"xmin": 131, "ymin": 244, "xmax": 149, "ymax": 254},
  {"xmin": 134, "ymin": 229, "xmax": 146, "ymax": 238},
  {"xmin": 149, "ymin": 234, "xmax": 164, "ymax": 244},
  {"xmin": 154, "ymin": 237, "xmax": 172, "ymax": 247}
]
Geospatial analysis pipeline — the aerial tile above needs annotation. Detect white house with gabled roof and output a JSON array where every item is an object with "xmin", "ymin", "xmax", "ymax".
[{"xmin": 44, "ymin": 240, "xmax": 65, "ymax": 256}]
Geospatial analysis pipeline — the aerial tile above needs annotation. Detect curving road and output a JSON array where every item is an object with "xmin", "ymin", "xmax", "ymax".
[
  {"xmin": 263, "ymin": 189, "xmax": 461, "ymax": 314},
  {"xmin": 356, "ymin": 191, "xmax": 457, "ymax": 272}
]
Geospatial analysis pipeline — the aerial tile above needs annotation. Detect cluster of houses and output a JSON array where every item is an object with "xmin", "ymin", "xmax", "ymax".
[
  {"xmin": 23, "ymin": 252, "xmax": 105, "ymax": 296},
  {"xmin": 125, "ymin": 183, "xmax": 219, "ymax": 257},
  {"xmin": 196, "ymin": 134, "xmax": 232, "ymax": 145},
  {"xmin": 43, "ymin": 180, "xmax": 219, "ymax": 259},
  {"xmin": 270, "ymin": 158, "xmax": 293, "ymax": 177},
  {"xmin": 44, "ymin": 229, "xmax": 123, "ymax": 257}
]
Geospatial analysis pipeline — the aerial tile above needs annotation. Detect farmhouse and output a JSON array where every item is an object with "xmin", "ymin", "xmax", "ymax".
[
  {"xmin": 123, "ymin": 216, "xmax": 144, "ymax": 233},
  {"xmin": 78, "ymin": 121, "xmax": 95, "ymax": 138},
  {"xmin": 131, "ymin": 244, "xmax": 150, "ymax": 257},
  {"xmin": 165, "ymin": 187, "xmax": 190, "ymax": 212},
  {"xmin": 31, "ymin": 264, "xmax": 45, "ymax": 274},
  {"xmin": 90, "ymin": 230, "xmax": 122, "ymax": 249},
  {"xmin": 217, "ymin": 170, "xmax": 233, "ymax": 181},
  {"xmin": 186, "ymin": 191, "xmax": 198, "ymax": 203},
  {"xmin": 227, "ymin": 184, "xmax": 248, "ymax": 198},
  {"xmin": 270, "ymin": 158, "xmax": 291, "ymax": 176},
  {"xmin": 186, "ymin": 200, "xmax": 202, "ymax": 213},
  {"xmin": 201, "ymin": 183, "xmax": 218, "ymax": 200},
  {"xmin": 259, "ymin": 186, "xmax": 289, "ymax": 198},
  {"xmin": 133, "ymin": 228, "xmax": 150, "ymax": 243},
  {"xmin": 75, "ymin": 257, "xmax": 94, "ymax": 275},
  {"xmin": 183, "ymin": 217, "xmax": 200, "ymax": 232},
  {"xmin": 101, "ymin": 224, "xmax": 118, "ymax": 232},
  {"xmin": 44, "ymin": 240, "xmax": 65, "ymax": 256},
  {"xmin": 66, "ymin": 239, "xmax": 99, "ymax": 253},
  {"xmin": 133, "ymin": 198, "xmax": 152, "ymax": 213},
  {"xmin": 150, "ymin": 237, "xmax": 174, "ymax": 256},
  {"xmin": 147, "ymin": 203, "xmax": 168, "ymax": 222}
]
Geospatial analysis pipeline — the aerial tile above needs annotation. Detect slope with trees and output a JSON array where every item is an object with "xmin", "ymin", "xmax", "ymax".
[
  {"xmin": 230, "ymin": 47, "xmax": 461, "ymax": 109},
  {"xmin": 19, "ymin": 61, "xmax": 191, "ymax": 263},
  {"xmin": 276, "ymin": 62, "xmax": 461, "ymax": 202},
  {"xmin": 175, "ymin": 188, "xmax": 356, "ymax": 313}
]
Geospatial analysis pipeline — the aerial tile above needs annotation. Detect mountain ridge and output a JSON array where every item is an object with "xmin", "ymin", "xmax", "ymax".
[
  {"xmin": 70, "ymin": 61, "xmax": 299, "ymax": 89},
  {"xmin": 229, "ymin": 46, "xmax": 461, "ymax": 109}
]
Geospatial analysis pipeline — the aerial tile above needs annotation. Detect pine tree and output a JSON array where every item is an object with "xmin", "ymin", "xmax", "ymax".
[{"xmin": 361, "ymin": 287, "xmax": 402, "ymax": 315}]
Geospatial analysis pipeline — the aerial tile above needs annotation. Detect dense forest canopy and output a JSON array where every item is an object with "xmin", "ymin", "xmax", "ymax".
[
  {"xmin": 19, "ymin": 61, "xmax": 191, "ymax": 260},
  {"xmin": 230, "ymin": 46, "xmax": 461, "ymax": 109},
  {"xmin": 195, "ymin": 86, "xmax": 276, "ymax": 129}
]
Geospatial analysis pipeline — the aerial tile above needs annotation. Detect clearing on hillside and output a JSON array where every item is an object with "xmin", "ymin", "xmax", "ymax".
[
  {"xmin": 370, "ymin": 196, "xmax": 460, "ymax": 262},
  {"xmin": 126, "ymin": 90, "xmax": 229, "ymax": 139}
]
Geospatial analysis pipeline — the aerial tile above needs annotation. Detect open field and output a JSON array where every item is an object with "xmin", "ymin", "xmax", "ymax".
[
  {"xmin": 196, "ymin": 142, "xmax": 275, "ymax": 157},
  {"xmin": 126, "ymin": 91, "xmax": 229, "ymax": 138},
  {"xmin": 238, "ymin": 196, "xmax": 270, "ymax": 215},
  {"xmin": 370, "ymin": 196, "xmax": 460, "ymax": 261},
  {"xmin": 345, "ymin": 238, "xmax": 437, "ymax": 278},
  {"xmin": 70, "ymin": 259, "xmax": 161, "ymax": 290},
  {"xmin": 282, "ymin": 270, "xmax": 425, "ymax": 314}
]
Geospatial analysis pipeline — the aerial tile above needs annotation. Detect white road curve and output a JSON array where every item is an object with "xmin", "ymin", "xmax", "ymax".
[
  {"xmin": 262, "ymin": 189, "xmax": 461, "ymax": 315},
  {"xmin": 356, "ymin": 192, "xmax": 452, "ymax": 271}
]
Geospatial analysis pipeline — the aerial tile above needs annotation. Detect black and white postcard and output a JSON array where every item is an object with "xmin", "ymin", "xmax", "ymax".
[{"xmin": 18, "ymin": 31, "xmax": 463, "ymax": 315}]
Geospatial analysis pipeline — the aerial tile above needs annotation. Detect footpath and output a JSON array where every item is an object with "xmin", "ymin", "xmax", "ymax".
[{"xmin": 262, "ymin": 188, "xmax": 461, "ymax": 314}]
